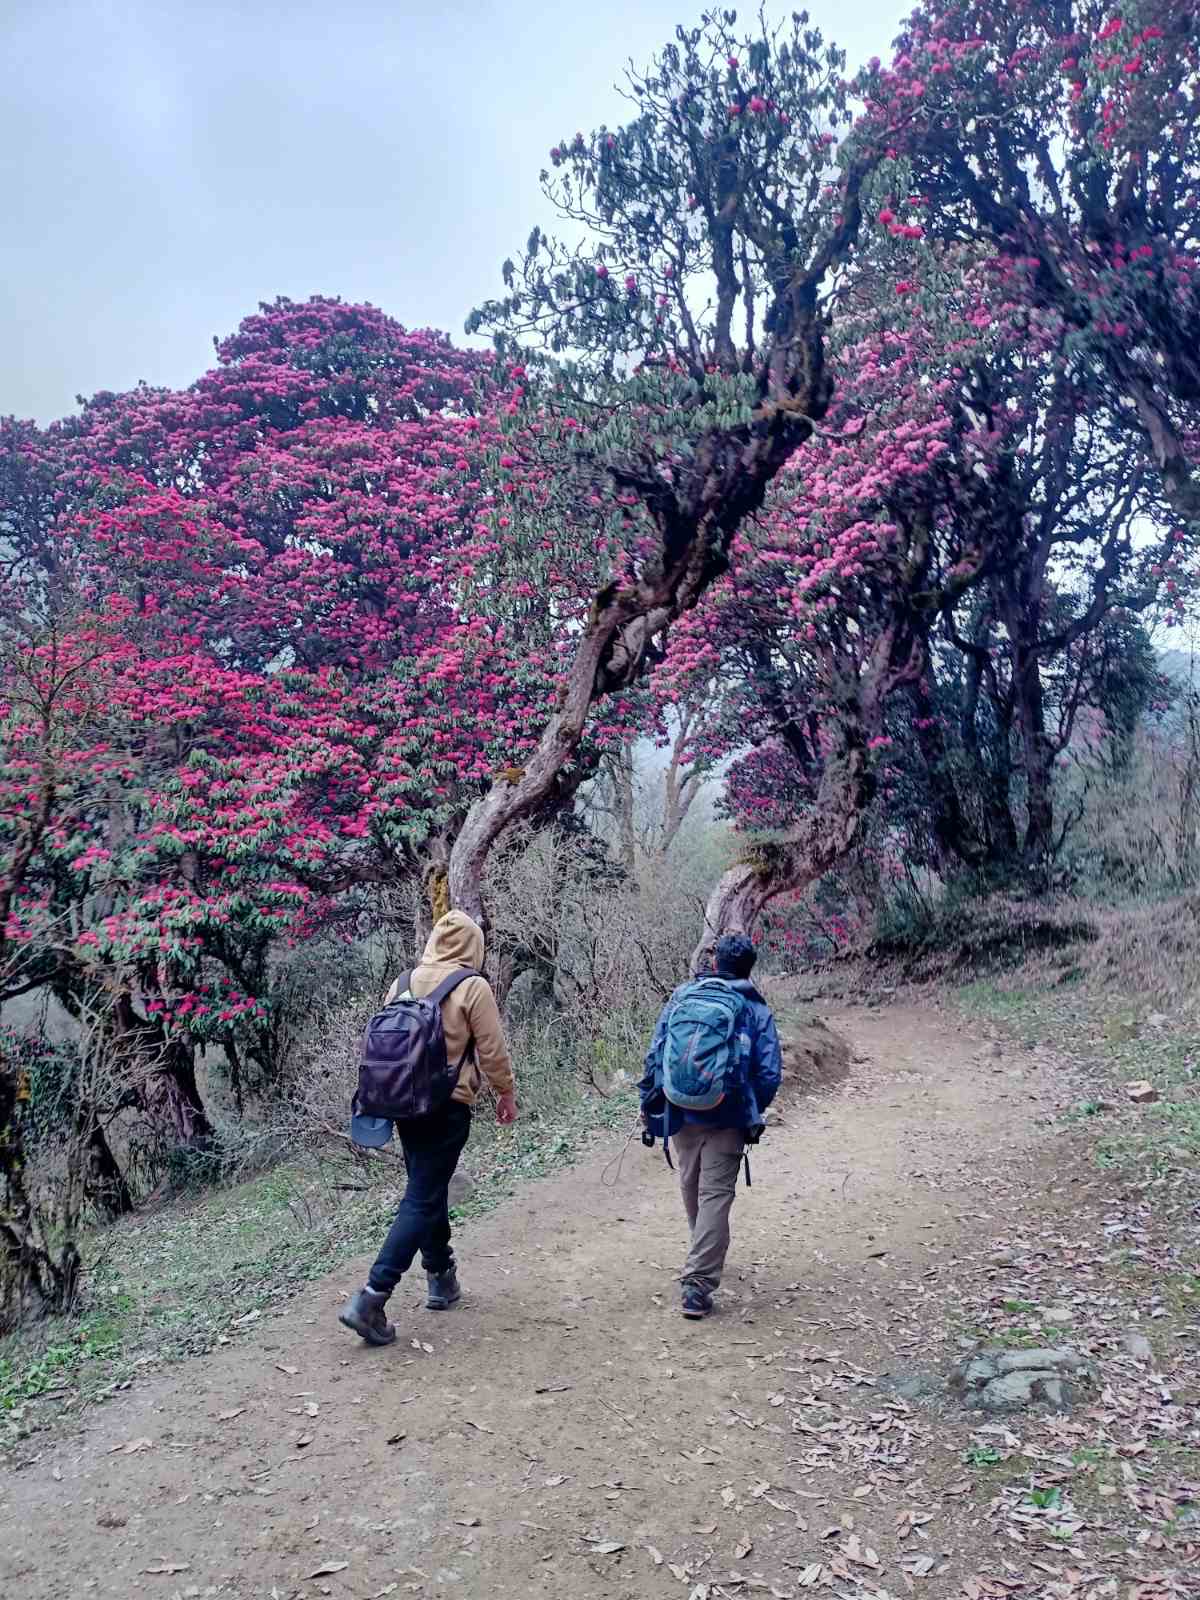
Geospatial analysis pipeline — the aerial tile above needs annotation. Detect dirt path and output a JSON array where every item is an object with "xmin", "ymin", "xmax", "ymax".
[{"xmin": 0, "ymin": 1001, "xmax": 1167, "ymax": 1599}]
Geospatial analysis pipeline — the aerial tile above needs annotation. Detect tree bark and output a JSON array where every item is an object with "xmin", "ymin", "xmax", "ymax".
[
  {"xmin": 86, "ymin": 1117, "xmax": 134, "ymax": 1219},
  {"xmin": 693, "ymin": 692, "xmax": 880, "ymax": 969},
  {"xmin": 113, "ymin": 998, "xmax": 214, "ymax": 1148},
  {"xmin": 1011, "ymin": 640, "xmax": 1055, "ymax": 877},
  {"xmin": 612, "ymin": 744, "xmax": 637, "ymax": 875}
]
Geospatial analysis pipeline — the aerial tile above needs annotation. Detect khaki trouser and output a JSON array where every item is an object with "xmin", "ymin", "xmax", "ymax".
[{"xmin": 672, "ymin": 1124, "xmax": 745, "ymax": 1292}]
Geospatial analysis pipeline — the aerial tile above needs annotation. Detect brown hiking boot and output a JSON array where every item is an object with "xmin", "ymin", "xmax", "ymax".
[{"xmin": 338, "ymin": 1287, "xmax": 396, "ymax": 1346}]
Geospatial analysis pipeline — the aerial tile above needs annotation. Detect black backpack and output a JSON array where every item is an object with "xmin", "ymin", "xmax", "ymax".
[{"xmin": 353, "ymin": 969, "xmax": 479, "ymax": 1122}]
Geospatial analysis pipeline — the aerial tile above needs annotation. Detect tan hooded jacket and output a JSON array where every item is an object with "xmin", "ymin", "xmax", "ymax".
[{"xmin": 384, "ymin": 911, "xmax": 515, "ymax": 1108}]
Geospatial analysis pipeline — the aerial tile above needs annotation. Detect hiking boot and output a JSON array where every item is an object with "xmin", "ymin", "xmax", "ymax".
[
  {"xmin": 425, "ymin": 1266, "xmax": 461, "ymax": 1311},
  {"xmin": 338, "ymin": 1287, "xmax": 396, "ymax": 1346},
  {"xmin": 681, "ymin": 1284, "xmax": 713, "ymax": 1320}
]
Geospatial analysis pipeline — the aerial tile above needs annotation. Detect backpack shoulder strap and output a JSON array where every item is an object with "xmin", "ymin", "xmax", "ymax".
[{"xmin": 425, "ymin": 967, "xmax": 483, "ymax": 1008}]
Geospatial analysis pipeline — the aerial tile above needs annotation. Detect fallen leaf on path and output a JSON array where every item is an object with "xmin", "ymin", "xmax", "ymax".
[
  {"xmin": 645, "ymin": 1546, "xmax": 664, "ymax": 1565},
  {"xmin": 840, "ymin": 1534, "xmax": 880, "ymax": 1569},
  {"xmin": 217, "ymin": 1408, "xmax": 245, "ymax": 1422},
  {"xmin": 386, "ymin": 1433, "xmax": 405, "ymax": 1446},
  {"xmin": 307, "ymin": 1560, "xmax": 349, "ymax": 1578},
  {"xmin": 109, "ymin": 1437, "xmax": 154, "ymax": 1455},
  {"xmin": 454, "ymin": 1516, "xmax": 481, "ymax": 1528},
  {"xmin": 584, "ymin": 1540, "xmax": 624, "ymax": 1555},
  {"xmin": 734, "ymin": 1538, "xmax": 753, "ymax": 1560},
  {"xmin": 902, "ymin": 1554, "xmax": 935, "ymax": 1577},
  {"xmin": 687, "ymin": 1587, "xmax": 709, "ymax": 1600},
  {"xmin": 303, "ymin": 1401, "xmax": 320, "ymax": 1418},
  {"xmin": 692, "ymin": 1521, "xmax": 718, "ymax": 1535},
  {"xmin": 143, "ymin": 1563, "xmax": 189, "ymax": 1576},
  {"xmin": 535, "ymin": 1384, "xmax": 572, "ymax": 1394},
  {"xmin": 295, "ymin": 1433, "xmax": 314, "ymax": 1449},
  {"xmin": 543, "ymin": 1475, "xmax": 568, "ymax": 1487},
  {"xmin": 795, "ymin": 1565, "xmax": 823, "ymax": 1588},
  {"xmin": 276, "ymin": 1364, "xmax": 299, "ymax": 1376}
]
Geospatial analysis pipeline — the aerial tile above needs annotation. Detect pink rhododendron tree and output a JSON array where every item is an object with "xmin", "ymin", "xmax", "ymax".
[
  {"xmin": 450, "ymin": 9, "xmax": 906, "ymax": 919},
  {"xmin": 854, "ymin": 0, "xmax": 1200, "ymax": 523},
  {"xmin": 1, "ymin": 299, "xmax": 613, "ymax": 1162},
  {"xmin": 666, "ymin": 232, "xmax": 1189, "ymax": 944}
]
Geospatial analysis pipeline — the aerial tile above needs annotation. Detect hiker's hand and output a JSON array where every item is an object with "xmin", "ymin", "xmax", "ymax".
[{"xmin": 496, "ymin": 1092, "xmax": 518, "ymax": 1126}]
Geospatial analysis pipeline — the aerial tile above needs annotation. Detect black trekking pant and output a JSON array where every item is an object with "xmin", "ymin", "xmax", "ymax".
[{"xmin": 367, "ymin": 1102, "xmax": 472, "ymax": 1297}]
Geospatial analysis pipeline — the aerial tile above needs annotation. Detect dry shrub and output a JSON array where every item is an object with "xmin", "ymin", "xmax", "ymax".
[
  {"xmin": 1066, "ymin": 893, "xmax": 1200, "ymax": 1022},
  {"xmin": 484, "ymin": 823, "xmax": 710, "ymax": 1025},
  {"xmin": 1066, "ymin": 710, "xmax": 1200, "ymax": 894}
]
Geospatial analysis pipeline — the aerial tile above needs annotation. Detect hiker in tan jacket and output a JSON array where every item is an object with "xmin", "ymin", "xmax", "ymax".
[
  {"xmin": 339, "ymin": 911, "xmax": 517, "ymax": 1347},
  {"xmin": 383, "ymin": 911, "xmax": 515, "ymax": 1111}
]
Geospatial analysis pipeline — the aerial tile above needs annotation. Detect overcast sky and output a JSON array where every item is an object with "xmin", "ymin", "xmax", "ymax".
[{"xmin": 3, "ymin": 0, "xmax": 901, "ymax": 424}]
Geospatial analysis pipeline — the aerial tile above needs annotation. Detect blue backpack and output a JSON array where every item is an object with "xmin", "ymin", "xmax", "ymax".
[{"xmin": 661, "ymin": 978, "xmax": 750, "ymax": 1111}]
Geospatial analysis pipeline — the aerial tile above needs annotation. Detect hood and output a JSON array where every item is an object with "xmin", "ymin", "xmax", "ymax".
[
  {"xmin": 717, "ymin": 975, "xmax": 766, "ymax": 1005},
  {"xmin": 421, "ymin": 910, "xmax": 485, "ymax": 970}
]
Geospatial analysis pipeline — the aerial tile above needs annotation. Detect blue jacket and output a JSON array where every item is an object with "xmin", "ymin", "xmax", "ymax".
[{"xmin": 639, "ymin": 977, "xmax": 783, "ymax": 1137}]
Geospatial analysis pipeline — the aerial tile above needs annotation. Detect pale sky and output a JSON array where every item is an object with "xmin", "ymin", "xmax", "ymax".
[{"xmin": 3, "ymin": 0, "xmax": 901, "ymax": 424}]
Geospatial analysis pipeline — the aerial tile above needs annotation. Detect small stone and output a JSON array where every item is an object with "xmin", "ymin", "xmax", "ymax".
[
  {"xmin": 1124, "ymin": 1332, "xmax": 1154, "ymax": 1363},
  {"xmin": 1125, "ymin": 1080, "xmax": 1158, "ymax": 1104},
  {"xmin": 1147, "ymin": 1011, "xmax": 1168, "ymax": 1029},
  {"xmin": 1043, "ymin": 1307, "xmax": 1074, "ymax": 1324},
  {"xmin": 978, "ymin": 1371, "xmax": 1039, "ymax": 1411},
  {"xmin": 988, "ymin": 1042, "xmax": 1004, "ymax": 1058}
]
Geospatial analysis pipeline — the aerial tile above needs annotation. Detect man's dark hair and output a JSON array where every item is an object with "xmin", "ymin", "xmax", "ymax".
[{"xmin": 713, "ymin": 933, "xmax": 757, "ymax": 979}]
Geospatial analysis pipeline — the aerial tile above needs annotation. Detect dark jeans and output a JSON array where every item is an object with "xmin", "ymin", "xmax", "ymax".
[{"xmin": 367, "ymin": 1102, "xmax": 472, "ymax": 1298}]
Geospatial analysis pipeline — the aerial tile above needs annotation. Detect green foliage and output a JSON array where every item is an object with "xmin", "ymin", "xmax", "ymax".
[{"xmin": 471, "ymin": 10, "xmax": 859, "ymax": 378}]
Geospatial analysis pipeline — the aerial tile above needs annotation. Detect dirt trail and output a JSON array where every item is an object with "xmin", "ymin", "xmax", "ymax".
[{"xmin": 0, "ymin": 1002, "xmax": 1082, "ymax": 1600}]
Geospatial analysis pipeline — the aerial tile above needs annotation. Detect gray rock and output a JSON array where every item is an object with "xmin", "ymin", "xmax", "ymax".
[
  {"xmin": 995, "ymin": 1348, "xmax": 1082, "ymax": 1375},
  {"xmin": 1033, "ymin": 1376, "xmax": 1069, "ymax": 1410},
  {"xmin": 1043, "ymin": 1307, "xmax": 1075, "ymax": 1324},
  {"xmin": 953, "ymin": 1356, "xmax": 1001, "ymax": 1391},
  {"xmin": 1124, "ymin": 1332, "xmax": 1154, "ymax": 1363},
  {"xmin": 978, "ymin": 1371, "xmax": 1040, "ymax": 1411}
]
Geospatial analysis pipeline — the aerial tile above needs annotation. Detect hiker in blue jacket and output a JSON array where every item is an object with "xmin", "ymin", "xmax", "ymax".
[{"xmin": 639, "ymin": 933, "xmax": 783, "ymax": 1319}]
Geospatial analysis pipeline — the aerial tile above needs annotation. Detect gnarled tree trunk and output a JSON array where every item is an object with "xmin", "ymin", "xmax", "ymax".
[
  {"xmin": 447, "ymin": 166, "xmax": 870, "ymax": 926},
  {"xmin": 691, "ymin": 625, "xmax": 920, "ymax": 968},
  {"xmin": 693, "ymin": 712, "xmax": 878, "ymax": 970}
]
